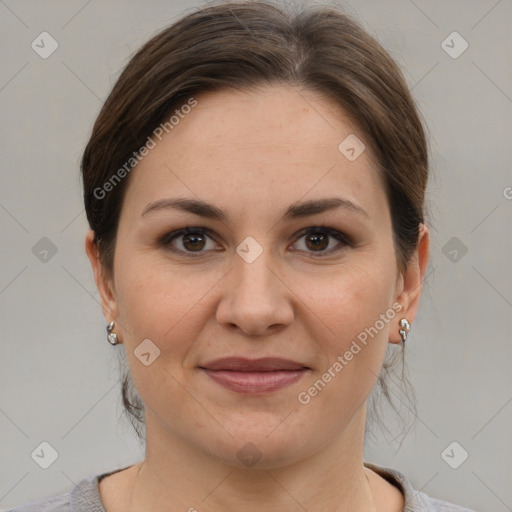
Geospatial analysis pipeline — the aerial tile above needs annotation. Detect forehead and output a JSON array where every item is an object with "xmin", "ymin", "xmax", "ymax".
[{"xmin": 122, "ymin": 84, "xmax": 388, "ymax": 224}]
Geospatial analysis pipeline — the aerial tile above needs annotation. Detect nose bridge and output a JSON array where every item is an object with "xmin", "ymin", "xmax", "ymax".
[
  {"xmin": 216, "ymin": 239, "xmax": 293, "ymax": 335},
  {"xmin": 233, "ymin": 241, "xmax": 280, "ymax": 303}
]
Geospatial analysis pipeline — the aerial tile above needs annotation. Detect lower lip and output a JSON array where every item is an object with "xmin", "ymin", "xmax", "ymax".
[{"xmin": 201, "ymin": 369, "xmax": 308, "ymax": 394}]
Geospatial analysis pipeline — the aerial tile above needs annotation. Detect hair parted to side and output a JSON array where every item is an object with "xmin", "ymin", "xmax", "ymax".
[{"xmin": 82, "ymin": 0, "xmax": 428, "ymax": 447}]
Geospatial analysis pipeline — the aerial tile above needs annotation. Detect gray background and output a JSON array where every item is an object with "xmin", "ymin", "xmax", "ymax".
[{"xmin": 1, "ymin": 0, "xmax": 511, "ymax": 510}]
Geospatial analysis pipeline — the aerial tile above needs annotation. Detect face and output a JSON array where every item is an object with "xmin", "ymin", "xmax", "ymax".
[{"xmin": 87, "ymin": 84, "xmax": 427, "ymax": 469}]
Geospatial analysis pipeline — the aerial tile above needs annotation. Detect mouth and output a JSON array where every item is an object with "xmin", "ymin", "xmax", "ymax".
[{"xmin": 198, "ymin": 357, "xmax": 310, "ymax": 394}]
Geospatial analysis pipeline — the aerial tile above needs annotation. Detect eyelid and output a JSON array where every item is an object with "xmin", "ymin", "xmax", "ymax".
[
  {"xmin": 158, "ymin": 227, "xmax": 220, "ymax": 255},
  {"xmin": 159, "ymin": 225, "xmax": 352, "ymax": 257},
  {"xmin": 293, "ymin": 225, "xmax": 352, "ymax": 246}
]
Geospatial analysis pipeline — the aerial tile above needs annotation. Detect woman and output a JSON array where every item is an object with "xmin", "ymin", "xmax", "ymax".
[{"xmin": 9, "ymin": 1, "xmax": 476, "ymax": 511}]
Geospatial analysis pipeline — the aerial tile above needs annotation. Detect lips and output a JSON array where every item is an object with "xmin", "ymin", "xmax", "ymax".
[
  {"xmin": 199, "ymin": 357, "xmax": 310, "ymax": 394},
  {"xmin": 200, "ymin": 357, "xmax": 308, "ymax": 372}
]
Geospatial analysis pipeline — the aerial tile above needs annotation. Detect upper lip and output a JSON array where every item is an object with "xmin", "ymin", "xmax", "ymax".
[{"xmin": 199, "ymin": 357, "xmax": 309, "ymax": 371}]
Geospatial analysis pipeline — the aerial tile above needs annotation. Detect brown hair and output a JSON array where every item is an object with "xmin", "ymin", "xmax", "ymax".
[{"xmin": 82, "ymin": 0, "xmax": 428, "ymax": 445}]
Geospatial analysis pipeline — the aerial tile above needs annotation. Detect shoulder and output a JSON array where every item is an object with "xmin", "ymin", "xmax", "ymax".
[
  {"xmin": 412, "ymin": 492, "xmax": 478, "ymax": 511},
  {"xmin": 364, "ymin": 461, "xmax": 478, "ymax": 512},
  {"xmin": 3, "ymin": 491, "xmax": 71, "ymax": 512},
  {"xmin": 3, "ymin": 468, "xmax": 118, "ymax": 512}
]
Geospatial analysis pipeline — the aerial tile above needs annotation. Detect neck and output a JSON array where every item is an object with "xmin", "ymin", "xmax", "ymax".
[{"xmin": 125, "ymin": 406, "xmax": 378, "ymax": 512}]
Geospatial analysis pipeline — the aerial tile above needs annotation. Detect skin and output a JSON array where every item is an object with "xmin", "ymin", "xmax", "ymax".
[{"xmin": 86, "ymin": 84, "xmax": 429, "ymax": 512}]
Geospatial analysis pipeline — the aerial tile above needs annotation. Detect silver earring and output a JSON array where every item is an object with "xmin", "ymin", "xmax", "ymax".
[
  {"xmin": 106, "ymin": 321, "xmax": 119, "ymax": 345},
  {"xmin": 399, "ymin": 318, "xmax": 410, "ymax": 343}
]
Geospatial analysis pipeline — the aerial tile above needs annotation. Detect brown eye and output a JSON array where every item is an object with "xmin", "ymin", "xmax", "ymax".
[
  {"xmin": 181, "ymin": 233, "xmax": 207, "ymax": 252},
  {"xmin": 160, "ymin": 225, "xmax": 351, "ymax": 258},
  {"xmin": 304, "ymin": 232, "xmax": 330, "ymax": 251},
  {"xmin": 160, "ymin": 227, "xmax": 218, "ymax": 256},
  {"xmin": 293, "ymin": 226, "xmax": 351, "ymax": 256}
]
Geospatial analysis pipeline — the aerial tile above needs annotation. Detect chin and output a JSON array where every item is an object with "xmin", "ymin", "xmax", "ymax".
[{"xmin": 203, "ymin": 419, "xmax": 318, "ymax": 470}]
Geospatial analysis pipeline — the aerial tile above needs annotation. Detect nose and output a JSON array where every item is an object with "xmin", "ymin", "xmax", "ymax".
[{"xmin": 215, "ymin": 249, "xmax": 294, "ymax": 337}]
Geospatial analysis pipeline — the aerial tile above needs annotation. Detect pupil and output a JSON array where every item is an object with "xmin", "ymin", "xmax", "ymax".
[
  {"xmin": 184, "ymin": 234, "xmax": 204, "ymax": 251},
  {"xmin": 307, "ymin": 233, "xmax": 328, "ymax": 251},
  {"xmin": 181, "ymin": 232, "xmax": 329, "ymax": 252}
]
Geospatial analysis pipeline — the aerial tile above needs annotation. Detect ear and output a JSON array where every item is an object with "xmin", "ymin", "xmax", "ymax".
[
  {"xmin": 390, "ymin": 223, "xmax": 430, "ymax": 343},
  {"xmin": 85, "ymin": 229, "xmax": 119, "ymax": 327}
]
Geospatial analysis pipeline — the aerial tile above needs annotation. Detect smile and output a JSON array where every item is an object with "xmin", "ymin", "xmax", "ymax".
[{"xmin": 199, "ymin": 357, "xmax": 310, "ymax": 394}]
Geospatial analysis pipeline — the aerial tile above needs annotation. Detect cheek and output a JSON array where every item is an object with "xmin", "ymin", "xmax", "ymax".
[
  {"xmin": 300, "ymin": 258, "xmax": 397, "ymax": 410},
  {"xmin": 116, "ymin": 265, "xmax": 198, "ymax": 340},
  {"xmin": 115, "ymin": 235, "xmax": 397, "ymax": 351},
  {"xmin": 113, "ymin": 259, "xmax": 207, "ymax": 414},
  {"xmin": 308, "ymin": 257, "xmax": 397, "ymax": 341},
  {"xmin": 295, "ymin": 265, "xmax": 396, "ymax": 420},
  {"xmin": 114, "ymin": 251, "xmax": 224, "ymax": 368}
]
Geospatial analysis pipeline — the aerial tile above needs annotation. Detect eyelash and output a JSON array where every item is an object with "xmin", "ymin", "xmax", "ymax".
[{"xmin": 159, "ymin": 225, "xmax": 352, "ymax": 258}]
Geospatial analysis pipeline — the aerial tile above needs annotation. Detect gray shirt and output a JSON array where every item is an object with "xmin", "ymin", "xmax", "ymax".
[{"xmin": 5, "ymin": 462, "xmax": 478, "ymax": 511}]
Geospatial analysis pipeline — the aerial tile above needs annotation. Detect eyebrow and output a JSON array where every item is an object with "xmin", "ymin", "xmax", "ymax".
[{"xmin": 141, "ymin": 197, "xmax": 368, "ymax": 221}]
